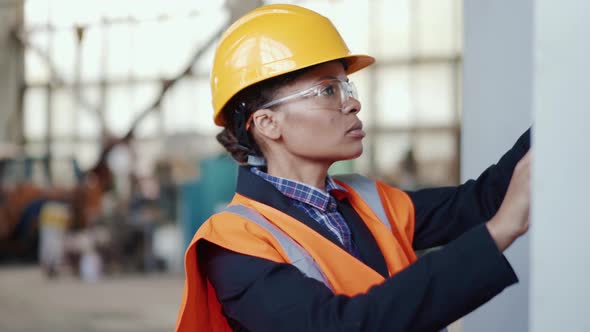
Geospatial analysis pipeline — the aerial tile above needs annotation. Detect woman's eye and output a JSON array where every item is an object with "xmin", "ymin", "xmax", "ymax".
[{"xmin": 319, "ymin": 84, "xmax": 336, "ymax": 96}]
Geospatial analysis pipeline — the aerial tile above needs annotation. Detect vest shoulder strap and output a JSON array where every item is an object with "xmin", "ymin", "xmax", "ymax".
[
  {"xmin": 333, "ymin": 174, "xmax": 392, "ymax": 232},
  {"xmin": 223, "ymin": 204, "xmax": 333, "ymax": 291}
]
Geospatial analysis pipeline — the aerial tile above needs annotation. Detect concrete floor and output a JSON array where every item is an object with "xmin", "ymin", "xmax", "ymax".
[
  {"xmin": 0, "ymin": 266, "xmax": 463, "ymax": 332},
  {"xmin": 0, "ymin": 266, "xmax": 184, "ymax": 332}
]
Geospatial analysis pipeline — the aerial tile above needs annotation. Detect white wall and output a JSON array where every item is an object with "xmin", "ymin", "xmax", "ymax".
[
  {"xmin": 462, "ymin": 1, "xmax": 532, "ymax": 331},
  {"xmin": 464, "ymin": 0, "xmax": 590, "ymax": 331},
  {"xmin": 531, "ymin": 0, "xmax": 590, "ymax": 331}
]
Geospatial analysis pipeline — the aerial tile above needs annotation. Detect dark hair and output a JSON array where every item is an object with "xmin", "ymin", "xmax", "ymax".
[{"xmin": 216, "ymin": 67, "xmax": 310, "ymax": 164}]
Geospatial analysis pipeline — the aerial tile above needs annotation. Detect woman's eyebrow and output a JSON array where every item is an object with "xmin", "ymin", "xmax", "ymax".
[
  {"xmin": 316, "ymin": 75, "xmax": 349, "ymax": 83},
  {"xmin": 317, "ymin": 75, "xmax": 339, "ymax": 81}
]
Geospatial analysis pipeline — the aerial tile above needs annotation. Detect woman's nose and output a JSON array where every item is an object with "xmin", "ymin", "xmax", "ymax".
[{"xmin": 341, "ymin": 97, "xmax": 361, "ymax": 114}]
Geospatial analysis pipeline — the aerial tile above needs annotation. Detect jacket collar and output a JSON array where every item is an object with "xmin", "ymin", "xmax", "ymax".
[
  {"xmin": 235, "ymin": 166, "xmax": 345, "ymax": 248},
  {"xmin": 235, "ymin": 166, "xmax": 388, "ymax": 278}
]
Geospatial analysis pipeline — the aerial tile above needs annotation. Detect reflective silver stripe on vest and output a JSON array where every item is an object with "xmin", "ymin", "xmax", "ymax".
[
  {"xmin": 334, "ymin": 174, "xmax": 392, "ymax": 232},
  {"xmin": 223, "ymin": 204, "xmax": 334, "ymax": 291}
]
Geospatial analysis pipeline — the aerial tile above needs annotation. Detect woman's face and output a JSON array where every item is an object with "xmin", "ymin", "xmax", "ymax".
[{"xmin": 267, "ymin": 61, "xmax": 365, "ymax": 164}]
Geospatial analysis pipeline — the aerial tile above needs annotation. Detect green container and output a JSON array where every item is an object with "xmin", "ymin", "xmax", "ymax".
[{"xmin": 179, "ymin": 155, "xmax": 238, "ymax": 249}]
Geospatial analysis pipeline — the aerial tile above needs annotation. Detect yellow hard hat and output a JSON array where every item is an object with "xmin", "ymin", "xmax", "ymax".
[{"xmin": 211, "ymin": 4, "xmax": 375, "ymax": 126}]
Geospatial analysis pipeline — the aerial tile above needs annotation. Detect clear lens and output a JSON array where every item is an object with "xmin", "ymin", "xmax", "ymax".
[
  {"xmin": 313, "ymin": 81, "xmax": 343, "ymax": 107},
  {"xmin": 347, "ymin": 81, "xmax": 358, "ymax": 101},
  {"xmin": 309, "ymin": 80, "xmax": 357, "ymax": 109},
  {"xmin": 259, "ymin": 79, "xmax": 358, "ymax": 111}
]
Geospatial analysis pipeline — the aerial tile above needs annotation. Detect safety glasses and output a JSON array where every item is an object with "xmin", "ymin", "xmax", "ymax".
[
  {"xmin": 245, "ymin": 79, "xmax": 358, "ymax": 130},
  {"xmin": 259, "ymin": 78, "xmax": 358, "ymax": 110}
]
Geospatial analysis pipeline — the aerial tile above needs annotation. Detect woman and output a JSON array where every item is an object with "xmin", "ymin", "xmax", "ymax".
[{"xmin": 176, "ymin": 4, "xmax": 531, "ymax": 332}]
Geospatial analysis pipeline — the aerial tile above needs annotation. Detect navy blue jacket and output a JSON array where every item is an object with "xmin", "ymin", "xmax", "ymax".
[{"xmin": 198, "ymin": 129, "xmax": 530, "ymax": 332}]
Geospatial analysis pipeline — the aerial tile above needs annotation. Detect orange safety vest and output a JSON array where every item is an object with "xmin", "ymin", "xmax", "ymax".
[{"xmin": 175, "ymin": 174, "xmax": 419, "ymax": 331}]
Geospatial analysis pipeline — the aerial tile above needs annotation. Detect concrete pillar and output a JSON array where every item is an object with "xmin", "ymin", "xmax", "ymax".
[
  {"xmin": 0, "ymin": 0, "xmax": 24, "ymax": 144},
  {"xmin": 464, "ymin": 0, "xmax": 590, "ymax": 330},
  {"xmin": 462, "ymin": 1, "xmax": 532, "ymax": 331},
  {"xmin": 531, "ymin": 0, "xmax": 590, "ymax": 331}
]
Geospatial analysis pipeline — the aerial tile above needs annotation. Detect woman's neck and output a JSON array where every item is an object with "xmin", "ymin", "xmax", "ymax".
[{"xmin": 265, "ymin": 155, "xmax": 331, "ymax": 191}]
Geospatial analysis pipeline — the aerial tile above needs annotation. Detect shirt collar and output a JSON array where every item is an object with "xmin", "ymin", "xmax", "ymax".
[{"xmin": 251, "ymin": 167, "xmax": 348, "ymax": 211}]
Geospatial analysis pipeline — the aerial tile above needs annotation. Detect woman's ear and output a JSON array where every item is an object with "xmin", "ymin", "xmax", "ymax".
[{"xmin": 251, "ymin": 109, "xmax": 281, "ymax": 140}]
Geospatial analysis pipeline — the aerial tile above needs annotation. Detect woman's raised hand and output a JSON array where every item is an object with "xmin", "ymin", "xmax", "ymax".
[{"xmin": 487, "ymin": 150, "xmax": 532, "ymax": 251}]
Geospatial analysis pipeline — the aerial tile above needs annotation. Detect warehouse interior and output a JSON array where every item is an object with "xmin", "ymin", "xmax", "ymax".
[{"xmin": 1, "ymin": 0, "xmax": 588, "ymax": 331}]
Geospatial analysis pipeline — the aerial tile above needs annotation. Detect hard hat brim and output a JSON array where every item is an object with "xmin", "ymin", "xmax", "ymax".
[
  {"xmin": 342, "ymin": 54, "xmax": 375, "ymax": 75},
  {"xmin": 213, "ymin": 54, "xmax": 375, "ymax": 127}
]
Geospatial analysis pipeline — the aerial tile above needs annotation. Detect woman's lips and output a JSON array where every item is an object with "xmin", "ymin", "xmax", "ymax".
[
  {"xmin": 346, "ymin": 128, "xmax": 366, "ymax": 138},
  {"xmin": 346, "ymin": 121, "xmax": 365, "ymax": 138}
]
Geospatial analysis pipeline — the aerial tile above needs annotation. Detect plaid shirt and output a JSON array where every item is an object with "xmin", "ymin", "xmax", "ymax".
[{"xmin": 251, "ymin": 167, "xmax": 359, "ymax": 257}]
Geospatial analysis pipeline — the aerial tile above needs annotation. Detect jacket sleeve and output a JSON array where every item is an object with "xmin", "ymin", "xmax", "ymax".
[
  {"xmin": 199, "ymin": 223, "xmax": 518, "ymax": 332},
  {"xmin": 407, "ymin": 128, "xmax": 531, "ymax": 250}
]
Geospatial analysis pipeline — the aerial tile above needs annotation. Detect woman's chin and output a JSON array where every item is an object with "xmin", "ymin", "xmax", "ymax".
[
  {"xmin": 304, "ymin": 143, "xmax": 363, "ymax": 163},
  {"xmin": 336, "ymin": 144, "xmax": 363, "ymax": 161}
]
